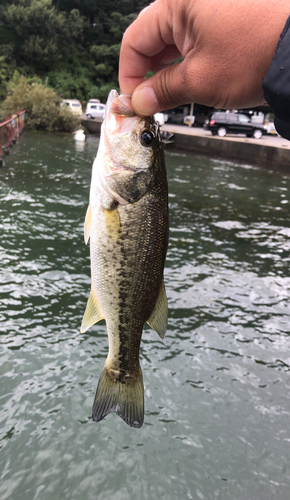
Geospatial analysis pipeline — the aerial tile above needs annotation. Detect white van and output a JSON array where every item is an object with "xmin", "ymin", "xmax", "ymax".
[
  {"xmin": 85, "ymin": 102, "xmax": 106, "ymax": 119},
  {"xmin": 61, "ymin": 99, "xmax": 82, "ymax": 116}
]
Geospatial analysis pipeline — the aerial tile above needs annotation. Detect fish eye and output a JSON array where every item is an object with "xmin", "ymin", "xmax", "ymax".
[{"xmin": 140, "ymin": 130, "xmax": 155, "ymax": 147}]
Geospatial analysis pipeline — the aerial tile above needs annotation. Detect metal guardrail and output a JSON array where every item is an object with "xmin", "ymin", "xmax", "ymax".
[{"xmin": 0, "ymin": 110, "xmax": 25, "ymax": 166}]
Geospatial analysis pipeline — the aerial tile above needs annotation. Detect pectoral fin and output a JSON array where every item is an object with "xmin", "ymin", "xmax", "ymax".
[
  {"xmin": 104, "ymin": 207, "xmax": 121, "ymax": 241},
  {"xmin": 146, "ymin": 282, "xmax": 168, "ymax": 339},
  {"xmin": 80, "ymin": 288, "xmax": 104, "ymax": 333},
  {"xmin": 84, "ymin": 204, "xmax": 92, "ymax": 245}
]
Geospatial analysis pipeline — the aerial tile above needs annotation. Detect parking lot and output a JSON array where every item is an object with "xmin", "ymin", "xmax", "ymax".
[{"xmin": 161, "ymin": 124, "xmax": 290, "ymax": 150}]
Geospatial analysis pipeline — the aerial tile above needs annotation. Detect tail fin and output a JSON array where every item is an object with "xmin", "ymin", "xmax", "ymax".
[{"xmin": 92, "ymin": 365, "xmax": 144, "ymax": 428}]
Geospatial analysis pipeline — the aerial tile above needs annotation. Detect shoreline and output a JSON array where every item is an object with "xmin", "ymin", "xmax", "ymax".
[{"xmin": 82, "ymin": 116, "xmax": 290, "ymax": 172}]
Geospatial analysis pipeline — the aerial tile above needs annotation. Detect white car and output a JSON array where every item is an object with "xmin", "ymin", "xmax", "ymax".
[
  {"xmin": 183, "ymin": 115, "xmax": 195, "ymax": 126},
  {"xmin": 86, "ymin": 102, "xmax": 106, "ymax": 119},
  {"xmin": 61, "ymin": 99, "xmax": 82, "ymax": 116}
]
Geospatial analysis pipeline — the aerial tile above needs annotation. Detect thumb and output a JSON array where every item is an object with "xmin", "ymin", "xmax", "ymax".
[{"xmin": 131, "ymin": 61, "xmax": 195, "ymax": 116}]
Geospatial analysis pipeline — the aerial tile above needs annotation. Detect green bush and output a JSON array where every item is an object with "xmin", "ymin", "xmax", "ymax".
[
  {"xmin": 54, "ymin": 106, "xmax": 81, "ymax": 132},
  {"xmin": 3, "ymin": 73, "xmax": 81, "ymax": 132}
]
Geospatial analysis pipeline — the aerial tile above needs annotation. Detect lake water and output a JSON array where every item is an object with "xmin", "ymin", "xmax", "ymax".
[{"xmin": 1, "ymin": 131, "xmax": 290, "ymax": 500}]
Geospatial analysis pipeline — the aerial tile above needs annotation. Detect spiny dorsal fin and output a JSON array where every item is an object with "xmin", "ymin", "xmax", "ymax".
[
  {"xmin": 84, "ymin": 204, "xmax": 92, "ymax": 245},
  {"xmin": 80, "ymin": 288, "xmax": 104, "ymax": 333},
  {"xmin": 146, "ymin": 281, "xmax": 168, "ymax": 339}
]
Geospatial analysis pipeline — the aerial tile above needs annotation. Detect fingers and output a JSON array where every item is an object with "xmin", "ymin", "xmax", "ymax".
[
  {"xmin": 149, "ymin": 45, "xmax": 182, "ymax": 72},
  {"xmin": 130, "ymin": 61, "xmax": 192, "ymax": 116},
  {"xmin": 119, "ymin": 0, "xmax": 290, "ymax": 115},
  {"xmin": 119, "ymin": 0, "xmax": 201, "ymax": 115},
  {"xmin": 119, "ymin": 1, "xmax": 174, "ymax": 95},
  {"xmin": 129, "ymin": 52, "xmax": 232, "ymax": 116}
]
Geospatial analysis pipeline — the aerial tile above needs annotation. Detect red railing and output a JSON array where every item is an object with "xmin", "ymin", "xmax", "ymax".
[{"xmin": 0, "ymin": 110, "xmax": 25, "ymax": 166}]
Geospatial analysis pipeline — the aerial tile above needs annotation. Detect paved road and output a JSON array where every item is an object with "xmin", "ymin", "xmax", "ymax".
[
  {"xmin": 161, "ymin": 124, "xmax": 290, "ymax": 150},
  {"xmin": 82, "ymin": 113, "xmax": 290, "ymax": 151}
]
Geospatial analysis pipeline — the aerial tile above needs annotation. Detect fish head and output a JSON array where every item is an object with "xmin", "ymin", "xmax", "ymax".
[{"xmin": 97, "ymin": 89, "xmax": 163, "ymax": 206}]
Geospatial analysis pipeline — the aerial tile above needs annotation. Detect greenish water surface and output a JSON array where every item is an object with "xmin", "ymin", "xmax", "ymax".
[{"xmin": 1, "ymin": 131, "xmax": 290, "ymax": 500}]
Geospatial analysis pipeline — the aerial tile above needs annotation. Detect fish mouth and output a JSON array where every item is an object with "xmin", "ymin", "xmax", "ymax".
[
  {"xmin": 104, "ymin": 90, "xmax": 144, "ymax": 138},
  {"xmin": 111, "ymin": 94, "xmax": 136, "ymax": 117},
  {"xmin": 103, "ymin": 89, "xmax": 158, "ymax": 144},
  {"xmin": 104, "ymin": 90, "xmax": 136, "ymax": 124},
  {"xmin": 103, "ymin": 89, "xmax": 118, "ymax": 124}
]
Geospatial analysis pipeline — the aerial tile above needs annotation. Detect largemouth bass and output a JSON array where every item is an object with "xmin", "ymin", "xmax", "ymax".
[{"xmin": 81, "ymin": 90, "xmax": 168, "ymax": 428}]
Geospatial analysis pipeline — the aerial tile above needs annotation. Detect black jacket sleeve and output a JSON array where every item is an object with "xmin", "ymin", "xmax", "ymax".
[{"xmin": 262, "ymin": 16, "xmax": 290, "ymax": 140}]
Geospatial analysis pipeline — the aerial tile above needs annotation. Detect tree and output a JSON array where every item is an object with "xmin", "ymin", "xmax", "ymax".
[
  {"xmin": 0, "ymin": 0, "xmax": 150, "ymax": 104},
  {"xmin": 1, "ymin": 0, "xmax": 65, "ymax": 73}
]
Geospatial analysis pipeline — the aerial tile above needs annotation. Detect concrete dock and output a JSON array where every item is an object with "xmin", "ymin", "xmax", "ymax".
[{"xmin": 82, "ymin": 116, "xmax": 290, "ymax": 172}]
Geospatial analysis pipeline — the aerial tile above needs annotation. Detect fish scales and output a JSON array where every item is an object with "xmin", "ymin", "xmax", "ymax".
[{"xmin": 81, "ymin": 90, "xmax": 168, "ymax": 428}]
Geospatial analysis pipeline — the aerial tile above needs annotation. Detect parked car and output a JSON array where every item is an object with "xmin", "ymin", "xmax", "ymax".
[
  {"xmin": 61, "ymin": 99, "xmax": 82, "ymax": 116},
  {"xmin": 165, "ymin": 106, "xmax": 187, "ymax": 124},
  {"xmin": 207, "ymin": 112, "xmax": 265, "ymax": 139},
  {"xmin": 183, "ymin": 115, "xmax": 195, "ymax": 126},
  {"xmin": 86, "ymin": 102, "xmax": 106, "ymax": 119}
]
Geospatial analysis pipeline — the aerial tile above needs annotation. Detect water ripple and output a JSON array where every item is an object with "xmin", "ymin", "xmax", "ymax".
[{"xmin": 0, "ymin": 134, "xmax": 290, "ymax": 499}]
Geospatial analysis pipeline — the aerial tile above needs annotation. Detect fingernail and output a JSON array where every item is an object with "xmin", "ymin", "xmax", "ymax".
[
  {"xmin": 132, "ymin": 86, "xmax": 159, "ymax": 116},
  {"xmin": 111, "ymin": 94, "xmax": 136, "ymax": 117},
  {"xmin": 118, "ymin": 94, "xmax": 133, "ymax": 109}
]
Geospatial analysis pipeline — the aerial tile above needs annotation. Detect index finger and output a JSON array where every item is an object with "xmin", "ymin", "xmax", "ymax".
[{"xmin": 119, "ymin": 2, "xmax": 173, "ymax": 95}]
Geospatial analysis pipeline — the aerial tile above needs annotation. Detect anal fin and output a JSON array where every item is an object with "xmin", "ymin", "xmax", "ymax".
[
  {"xmin": 146, "ymin": 281, "xmax": 168, "ymax": 339},
  {"xmin": 80, "ymin": 288, "xmax": 104, "ymax": 333}
]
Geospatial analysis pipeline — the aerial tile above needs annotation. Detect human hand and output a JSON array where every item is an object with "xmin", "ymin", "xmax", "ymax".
[{"xmin": 119, "ymin": 0, "xmax": 289, "ymax": 116}]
